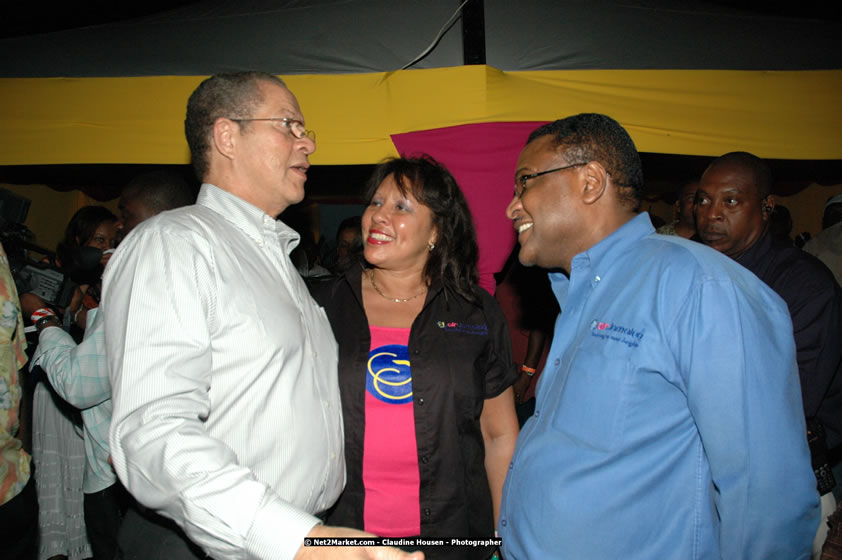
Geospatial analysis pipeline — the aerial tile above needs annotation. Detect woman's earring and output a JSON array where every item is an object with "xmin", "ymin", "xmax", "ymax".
[{"xmin": 428, "ymin": 242, "xmax": 435, "ymax": 252}]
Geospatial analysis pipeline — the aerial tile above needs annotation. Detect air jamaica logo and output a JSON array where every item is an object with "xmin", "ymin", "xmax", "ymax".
[
  {"xmin": 436, "ymin": 320, "xmax": 488, "ymax": 335},
  {"xmin": 589, "ymin": 319, "xmax": 645, "ymax": 348}
]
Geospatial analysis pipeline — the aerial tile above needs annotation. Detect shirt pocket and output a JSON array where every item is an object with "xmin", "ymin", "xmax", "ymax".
[{"xmin": 550, "ymin": 351, "xmax": 633, "ymax": 453}]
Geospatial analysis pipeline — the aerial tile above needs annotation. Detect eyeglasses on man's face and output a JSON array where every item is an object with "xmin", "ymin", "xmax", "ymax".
[
  {"xmin": 228, "ymin": 117, "xmax": 315, "ymax": 143},
  {"xmin": 514, "ymin": 162, "xmax": 586, "ymax": 198}
]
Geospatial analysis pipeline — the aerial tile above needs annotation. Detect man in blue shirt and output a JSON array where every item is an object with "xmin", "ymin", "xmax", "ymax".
[{"xmin": 498, "ymin": 113, "xmax": 819, "ymax": 559}]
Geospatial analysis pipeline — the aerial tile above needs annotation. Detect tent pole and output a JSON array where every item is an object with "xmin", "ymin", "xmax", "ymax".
[{"xmin": 462, "ymin": 0, "xmax": 486, "ymax": 65}]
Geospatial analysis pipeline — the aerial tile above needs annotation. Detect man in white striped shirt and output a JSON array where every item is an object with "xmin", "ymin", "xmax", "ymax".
[{"xmin": 105, "ymin": 72, "xmax": 421, "ymax": 560}]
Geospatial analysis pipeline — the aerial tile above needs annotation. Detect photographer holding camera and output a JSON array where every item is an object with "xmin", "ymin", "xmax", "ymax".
[
  {"xmin": 21, "ymin": 172, "xmax": 194, "ymax": 560},
  {"xmin": 24, "ymin": 205, "xmax": 117, "ymax": 560}
]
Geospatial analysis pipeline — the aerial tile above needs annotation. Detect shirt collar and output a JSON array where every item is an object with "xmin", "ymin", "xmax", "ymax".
[
  {"xmin": 198, "ymin": 184, "xmax": 300, "ymax": 253},
  {"xmin": 549, "ymin": 213, "xmax": 654, "ymax": 303},
  {"xmin": 573, "ymin": 212, "xmax": 655, "ymax": 274},
  {"xmin": 735, "ymin": 230, "xmax": 772, "ymax": 272}
]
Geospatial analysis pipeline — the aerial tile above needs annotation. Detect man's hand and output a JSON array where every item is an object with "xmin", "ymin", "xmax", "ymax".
[
  {"xmin": 512, "ymin": 371, "xmax": 532, "ymax": 405},
  {"xmin": 19, "ymin": 292, "xmax": 48, "ymax": 319},
  {"xmin": 295, "ymin": 525, "xmax": 424, "ymax": 560}
]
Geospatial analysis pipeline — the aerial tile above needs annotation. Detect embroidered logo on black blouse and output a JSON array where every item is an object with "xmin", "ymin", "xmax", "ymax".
[{"xmin": 436, "ymin": 321, "xmax": 489, "ymax": 335}]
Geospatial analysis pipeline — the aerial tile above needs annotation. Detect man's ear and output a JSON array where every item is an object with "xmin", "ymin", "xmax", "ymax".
[
  {"xmin": 581, "ymin": 161, "xmax": 608, "ymax": 205},
  {"xmin": 761, "ymin": 195, "xmax": 776, "ymax": 220},
  {"xmin": 212, "ymin": 117, "xmax": 237, "ymax": 162}
]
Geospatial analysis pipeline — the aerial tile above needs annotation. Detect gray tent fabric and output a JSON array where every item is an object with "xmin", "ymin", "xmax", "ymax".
[
  {"xmin": 0, "ymin": 0, "xmax": 464, "ymax": 77},
  {"xmin": 486, "ymin": 0, "xmax": 842, "ymax": 71},
  {"xmin": 1, "ymin": 0, "xmax": 839, "ymax": 78}
]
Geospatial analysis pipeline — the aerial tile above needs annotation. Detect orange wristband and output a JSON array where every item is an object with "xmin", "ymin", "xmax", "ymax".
[{"xmin": 521, "ymin": 364, "xmax": 537, "ymax": 377}]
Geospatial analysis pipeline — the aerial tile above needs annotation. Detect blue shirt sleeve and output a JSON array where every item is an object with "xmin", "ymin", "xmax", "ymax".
[
  {"xmin": 31, "ymin": 307, "xmax": 111, "ymax": 410},
  {"xmin": 672, "ymin": 274, "xmax": 819, "ymax": 559}
]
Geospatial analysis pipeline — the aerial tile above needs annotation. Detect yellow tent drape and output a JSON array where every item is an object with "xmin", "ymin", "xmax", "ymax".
[{"xmin": 1, "ymin": 66, "xmax": 840, "ymax": 166}]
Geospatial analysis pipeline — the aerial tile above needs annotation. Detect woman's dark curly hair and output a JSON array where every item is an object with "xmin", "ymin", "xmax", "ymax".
[{"xmin": 364, "ymin": 155, "xmax": 480, "ymax": 303}]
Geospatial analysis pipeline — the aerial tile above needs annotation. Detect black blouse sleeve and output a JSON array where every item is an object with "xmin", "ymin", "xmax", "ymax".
[{"xmin": 478, "ymin": 290, "xmax": 518, "ymax": 399}]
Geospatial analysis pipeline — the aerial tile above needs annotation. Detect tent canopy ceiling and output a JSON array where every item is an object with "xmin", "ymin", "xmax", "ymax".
[
  {"xmin": 2, "ymin": 0, "xmax": 840, "ymax": 77},
  {"xmin": 2, "ymin": 1, "xmax": 839, "ymax": 293},
  {"xmin": 0, "ymin": 0, "xmax": 840, "ymax": 170},
  {"xmin": 2, "ymin": 67, "xmax": 840, "ymax": 166}
]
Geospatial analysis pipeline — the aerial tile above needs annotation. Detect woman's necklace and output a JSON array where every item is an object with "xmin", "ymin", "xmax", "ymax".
[{"xmin": 368, "ymin": 269, "xmax": 426, "ymax": 303}]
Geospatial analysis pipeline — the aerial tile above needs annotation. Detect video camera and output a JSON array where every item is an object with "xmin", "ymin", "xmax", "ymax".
[{"xmin": 0, "ymin": 189, "xmax": 103, "ymax": 309}]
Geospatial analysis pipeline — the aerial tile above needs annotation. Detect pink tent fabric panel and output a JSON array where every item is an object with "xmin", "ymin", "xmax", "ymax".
[{"xmin": 391, "ymin": 122, "xmax": 547, "ymax": 294}]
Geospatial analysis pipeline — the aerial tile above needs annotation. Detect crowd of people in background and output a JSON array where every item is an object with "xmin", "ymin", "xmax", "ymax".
[
  {"xmin": 2, "ymin": 172, "xmax": 196, "ymax": 560},
  {"xmin": 29, "ymin": 205, "xmax": 118, "ymax": 560},
  {"xmin": 1, "ymin": 71, "xmax": 840, "ymax": 560}
]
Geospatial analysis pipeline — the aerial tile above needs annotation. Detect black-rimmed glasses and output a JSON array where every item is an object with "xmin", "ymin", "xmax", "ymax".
[
  {"xmin": 514, "ymin": 162, "xmax": 586, "ymax": 198},
  {"xmin": 228, "ymin": 117, "xmax": 315, "ymax": 142}
]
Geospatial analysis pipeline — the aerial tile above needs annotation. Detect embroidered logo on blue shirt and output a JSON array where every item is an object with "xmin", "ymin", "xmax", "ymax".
[
  {"xmin": 367, "ymin": 344, "xmax": 413, "ymax": 404},
  {"xmin": 589, "ymin": 319, "xmax": 645, "ymax": 348},
  {"xmin": 435, "ymin": 321, "xmax": 489, "ymax": 335}
]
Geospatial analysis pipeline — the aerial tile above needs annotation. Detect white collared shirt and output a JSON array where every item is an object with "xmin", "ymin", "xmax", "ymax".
[{"xmin": 105, "ymin": 184, "xmax": 344, "ymax": 560}]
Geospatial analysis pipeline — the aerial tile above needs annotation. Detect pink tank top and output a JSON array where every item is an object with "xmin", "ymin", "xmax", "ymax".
[{"xmin": 362, "ymin": 325, "xmax": 421, "ymax": 536}]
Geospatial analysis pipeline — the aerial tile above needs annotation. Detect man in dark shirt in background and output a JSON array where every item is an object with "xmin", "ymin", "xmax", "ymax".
[{"xmin": 696, "ymin": 151, "xmax": 842, "ymax": 557}]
